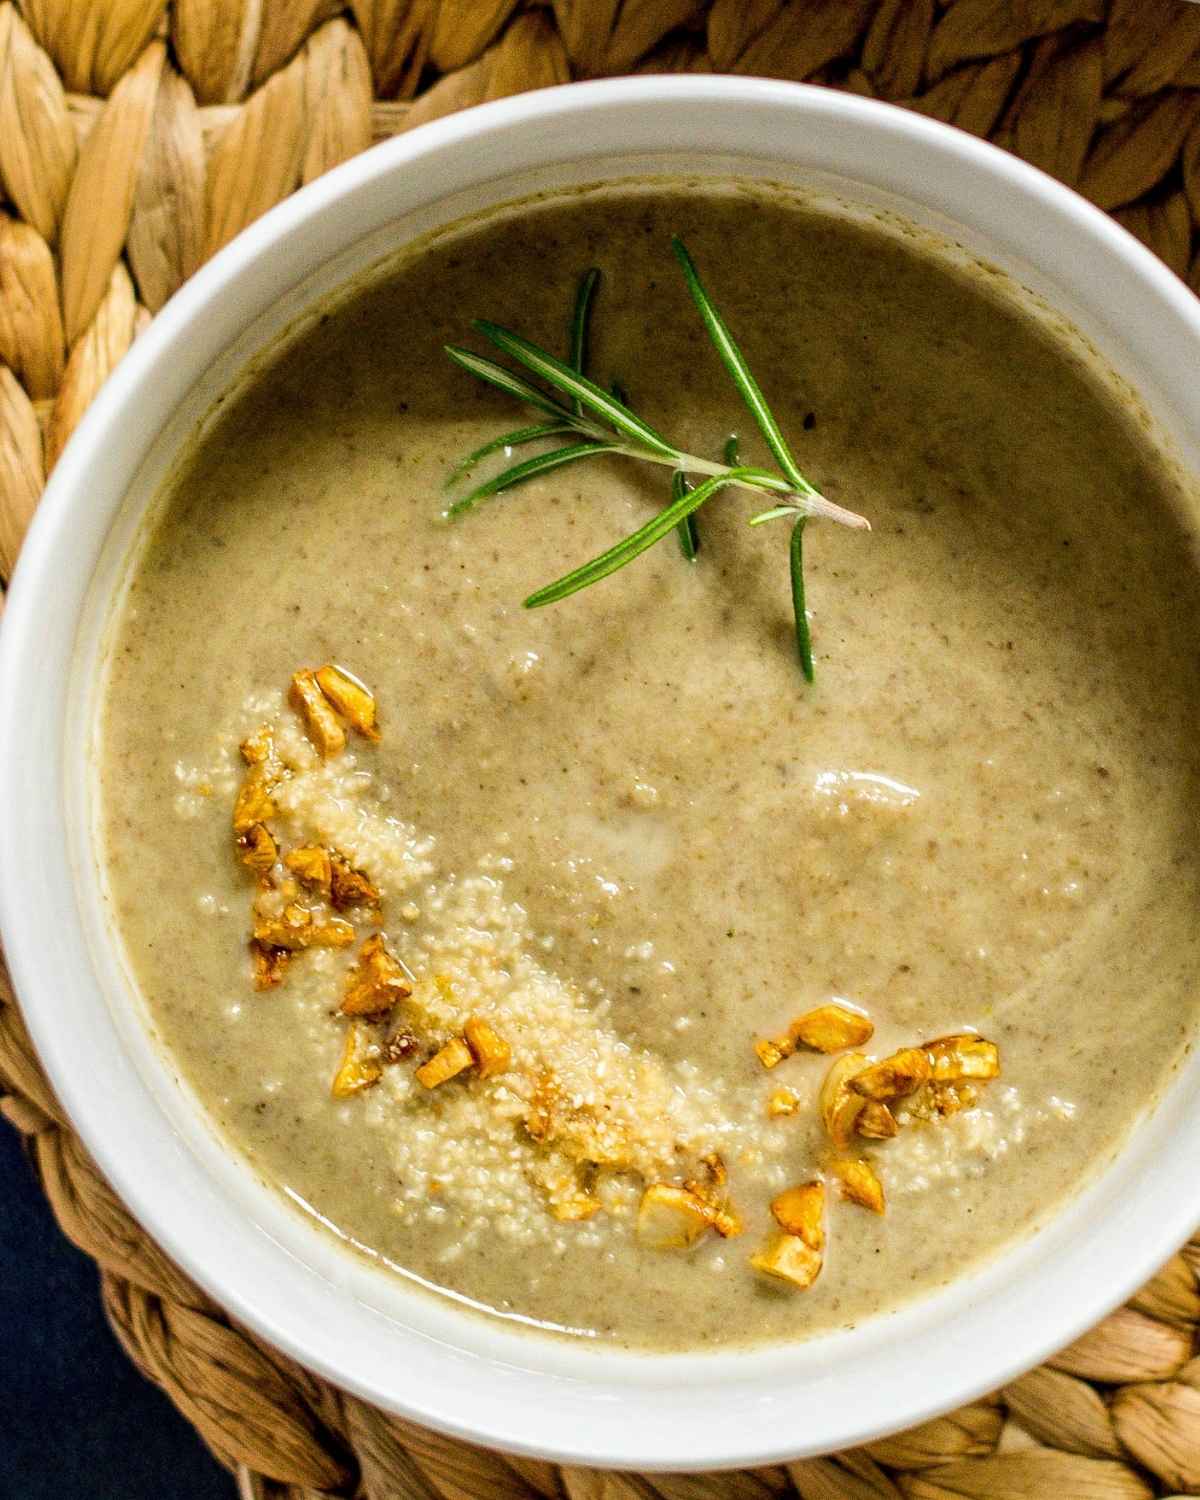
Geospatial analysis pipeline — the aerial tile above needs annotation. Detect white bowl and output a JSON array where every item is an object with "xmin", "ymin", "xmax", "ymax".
[{"xmin": 2, "ymin": 76, "xmax": 1199, "ymax": 1471}]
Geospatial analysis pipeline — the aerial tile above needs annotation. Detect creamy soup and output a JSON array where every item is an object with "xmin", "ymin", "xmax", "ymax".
[{"xmin": 98, "ymin": 183, "xmax": 1200, "ymax": 1349}]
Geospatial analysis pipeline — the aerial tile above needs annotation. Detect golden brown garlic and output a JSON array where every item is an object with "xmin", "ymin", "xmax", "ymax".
[{"xmin": 315, "ymin": 664, "xmax": 380, "ymax": 740}]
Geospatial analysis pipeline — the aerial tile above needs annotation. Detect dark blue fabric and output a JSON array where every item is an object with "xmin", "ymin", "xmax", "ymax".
[{"xmin": 0, "ymin": 1122, "xmax": 234, "ymax": 1499}]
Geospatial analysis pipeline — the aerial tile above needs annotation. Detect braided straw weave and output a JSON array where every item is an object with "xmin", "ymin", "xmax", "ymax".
[{"xmin": 1, "ymin": 1, "xmax": 1200, "ymax": 1494}]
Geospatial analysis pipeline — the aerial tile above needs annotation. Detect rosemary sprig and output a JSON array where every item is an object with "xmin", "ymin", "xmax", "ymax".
[{"xmin": 443, "ymin": 242, "xmax": 869, "ymax": 683}]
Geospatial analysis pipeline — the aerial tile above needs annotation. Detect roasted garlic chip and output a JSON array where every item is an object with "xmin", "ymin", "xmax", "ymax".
[
  {"xmin": 329, "ymin": 852, "xmax": 380, "ymax": 911},
  {"xmin": 819, "ymin": 1052, "xmax": 869, "ymax": 1146},
  {"xmin": 415, "ymin": 1036, "xmax": 475, "ymax": 1089},
  {"xmin": 316, "ymin": 664, "xmax": 380, "ymax": 740},
  {"xmin": 331, "ymin": 1021, "xmax": 382, "ymax": 1099},
  {"xmin": 290, "ymin": 669, "xmax": 347, "ymax": 758},
  {"xmin": 924, "ymin": 1033, "xmax": 1000, "ymax": 1083},
  {"xmin": 285, "ymin": 845, "xmax": 332, "ymax": 895},
  {"xmin": 253, "ymin": 904, "xmax": 355, "ymax": 951},
  {"xmin": 790, "ymin": 1002, "xmax": 874, "ymax": 1053},
  {"xmin": 749, "ymin": 1232, "xmax": 822, "ymax": 1290},
  {"xmin": 754, "ymin": 1036, "xmax": 790, "ymax": 1069},
  {"xmin": 831, "ymin": 1157, "xmax": 886, "ymax": 1215},
  {"xmin": 464, "ymin": 1015, "xmax": 511, "ymax": 1079},
  {"xmin": 857, "ymin": 1100, "xmax": 899, "ymax": 1139},
  {"xmin": 849, "ymin": 1047, "xmax": 931, "ymax": 1102},
  {"xmin": 233, "ymin": 766, "xmax": 276, "ymax": 837},
  {"xmin": 684, "ymin": 1154, "xmax": 743, "ymax": 1239},
  {"xmin": 767, "ymin": 1087, "xmax": 801, "ymax": 1118},
  {"xmin": 239, "ymin": 823, "xmax": 278, "ymax": 873},
  {"xmin": 755, "ymin": 1001, "xmax": 873, "ymax": 1067},
  {"xmin": 342, "ymin": 933, "xmax": 413, "ymax": 1016},
  {"xmin": 249, "ymin": 939, "xmax": 289, "ymax": 991},
  {"xmin": 770, "ymin": 1181, "xmax": 825, "ymax": 1251},
  {"xmin": 636, "ymin": 1183, "xmax": 712, "ymax": 1249}
]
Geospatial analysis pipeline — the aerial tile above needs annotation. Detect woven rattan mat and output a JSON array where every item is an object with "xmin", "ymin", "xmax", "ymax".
[{"xmin": 1, "ymin": 2, "xmax": 1200, "ymax": 1495}]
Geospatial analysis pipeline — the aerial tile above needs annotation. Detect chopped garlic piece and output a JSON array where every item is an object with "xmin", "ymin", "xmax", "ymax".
[
  {"xmin": 925, "ymin": 1033, "xmax": 1000, "ymax": 1083},
  {"xmin": 249, "ymin": 939, "xmax": 288, "ymax": 991},
  {"xmin": 285, "ymin": 845, "xmax": 332, "ymax": 895},
  {"xmin": 754, "ymin": 1037, "xmax": 789, "ymax": 1069},
  {"xmin": 232, "ymin": 766, "xmax": 275, "ymax": 836},
  {"xmin": 857, "ymin": 1100, "xmax": 899, "ymax": 1139},
  {"xmin": 770, "ymin": 1181, "xmax": 825, "ymax": 1250},
  {"xmin": 683, "ymin": 1155, "xmax": 743, "ymax": 1238},
  {"xmin": 239, "ymin": 823, "xmax": 277, "ymax": 872},
  {"xmin": 290, "ymin": 669, "xmax": 346, "ymax": 758},
  {"xmin": 415, "ymin": 1037, "xmax": 474, "ymax": 1089},
  {"xmin": 331, "ymin": 1021, "xmax": 382, "ymax": 1098},
  {"xmin": 330, "ymin": 852, "xmax": 380, "ymax": 911},
  {"xmin": 790, "ymin": 1002, "xmax": 874, "ymax": 1053},
  {"xmin": 636, "ymin": 1184, "xmax": 711, "ymax": 1249},
  {"xmin": 342, "ymin": 933, "xmax": 413, "ymax": 1016},
  {"xmin": 819, "ymin": 1052, "xmax": 869, "ymax": 1146},
  {"xmin": 755, "ymin": 1001, "xmax": 873, "ymax": 1068},
  {"xmin": 850, "ymin": 1047, "xmax": 931, "ymax": 1102},
  {"xmin": 464, "ymin": 1015, "xmax": 511, "ymax": 1079},
  {"xmin": 316, "ymin": 664, "xmax": 380, "ymax": 740},
  {"xmin": 767, "ymin": 1088, "xmax": 801, "ymax": 1118},
  {"xmin": 253, "ymin": 904, "xmax": 354, "ymax": 951},
  {"xmin": 750, "ymin": 1232, "xmax": 822, "ymax": 1289},
  {"xmin": 831, "ymin": 1156, "xmax": 886, "ymax": 1215}
]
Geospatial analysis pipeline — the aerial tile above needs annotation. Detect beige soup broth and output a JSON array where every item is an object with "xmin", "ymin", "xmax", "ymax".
[{"xmin": 98, "ymin": 183, "xmax": 1200, "ymax": 1349}]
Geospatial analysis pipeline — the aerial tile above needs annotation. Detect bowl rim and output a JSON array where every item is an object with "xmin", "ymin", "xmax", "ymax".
[{"xmin": 3, "ymin": 73, "xmax": 1200, "ymax": 1471}]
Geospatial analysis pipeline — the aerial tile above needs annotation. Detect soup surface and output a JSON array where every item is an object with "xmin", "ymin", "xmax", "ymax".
[{"xmin": 99, "ymin": 183, "xmax": 1200, "ymax": 1349}]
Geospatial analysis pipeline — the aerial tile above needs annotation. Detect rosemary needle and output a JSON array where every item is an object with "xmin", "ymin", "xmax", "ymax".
[
  {"xmin": 789, "ymin": 518, "xmax": 814, "ymax": 683},
  {"xmin": 569, "ymin": 268, "xmax": 600, "ymax": 415},
  {"xmin": 446, "ymin": 441, "xmax": 622, "ymax": 519},
  {"xmin": 446, "ymin": 421, "xmax": 574, "ymax": 485},
  {"xmin": 673, "ymin": 470, "xmax": 699, "ymax": 561},
  {"xmin": 526, "ymin": 469, "xmax": 756, "ymax": 607}
]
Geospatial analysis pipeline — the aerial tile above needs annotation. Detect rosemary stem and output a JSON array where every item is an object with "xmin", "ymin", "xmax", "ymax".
[
  {"xmin": 554, "ymin": 411, "xmax": 866, "ymax": 527},
  {"xmin": 613, "ymin": 443, "xmax": 869, "ymax": 530}
]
